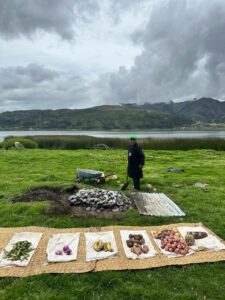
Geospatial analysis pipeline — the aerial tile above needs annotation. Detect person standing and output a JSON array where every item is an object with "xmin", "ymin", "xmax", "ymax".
[{"xmin": 128, "ymin": 135, "xmax": 145, "ymax": 190}]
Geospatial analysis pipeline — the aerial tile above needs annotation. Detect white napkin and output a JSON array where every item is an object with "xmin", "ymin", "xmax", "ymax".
[
  {"xmin": 0, "ymin": 232, "xmax": 43, "ymax": 267},
  {"xmin": 178, "ymin": 226, "xmax": 225, "ymax": 251},
  {"xmin": 46, "ymin": 233, "xmax": 80, "ymax": 263},
  {"xmin": 120, "ymin": 230, "xmax": 157, "ymax": 259},
  {"xmin": 152, "ymin": 232, "xmax": 195, "ymax": 258},
  {"xmin": 85, "ymin": 231, "xmax": 118, "ymax": 262}
]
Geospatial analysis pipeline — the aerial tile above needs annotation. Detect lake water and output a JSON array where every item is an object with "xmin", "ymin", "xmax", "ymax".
[{"xmin": 1, "ymin": 130, "xmax": 225, "ymax": 142}]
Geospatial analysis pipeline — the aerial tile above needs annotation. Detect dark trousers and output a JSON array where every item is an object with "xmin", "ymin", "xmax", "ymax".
[{"xmin": 133, "ymin": 178, "xmax": 140, "ymax": 190}]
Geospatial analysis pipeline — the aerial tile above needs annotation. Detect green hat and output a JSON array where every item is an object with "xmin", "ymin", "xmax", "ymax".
[{"xmin": 130, "ymin": 134, "xmax": 137, "ymax": 140}]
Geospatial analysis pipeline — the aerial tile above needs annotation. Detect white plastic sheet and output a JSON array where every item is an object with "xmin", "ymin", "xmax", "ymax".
[
  {"xmin": 120, "ymin": 230, "xmax": 157, "ymax": 259},
  {"xmin": 0, "ymin": 232, "xmax": 43, "ymax": 267},
  {"xmin": 46, "ymin": 233, "xmax": 80, "ymax": 263},
  {"xmin": 85, "ymin": 231, "xmax": 118, "ymax": 262}
]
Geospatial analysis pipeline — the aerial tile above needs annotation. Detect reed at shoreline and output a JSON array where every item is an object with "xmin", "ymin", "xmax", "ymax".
[{"xmin": 2, "ymin": 135, "xmax": 225, "ymax": 151}]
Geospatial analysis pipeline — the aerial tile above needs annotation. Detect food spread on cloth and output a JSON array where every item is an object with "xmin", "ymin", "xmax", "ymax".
[
  {"xmin": 46, "ymin": 233, "xmax": 80, "ymax": 263},
  {"xmin": 85, "ymin": 231, "xmax": 118, "ymax": 262},
  {"xmin": 0, "ymin": 224, "xmax": 224, "ymax": 272},
  {"xmin": 120, "ymin": 230, "xmax": 157, "ymax": 259},
  {"xmin": 178, "ymin": 226, "xmax": 225, "ymax": 251},
  {"xmin": 0, "ymin": 232, "xmax": 43, "ymax": 267},
  {"xmin": 152, "ymin": 228, "xmax": 194, "ymax": 257}
]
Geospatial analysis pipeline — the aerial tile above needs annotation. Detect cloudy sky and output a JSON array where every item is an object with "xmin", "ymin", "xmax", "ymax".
[{"xmin": 1, "ymin": 0, "xmax": 225, "ymax": 112}]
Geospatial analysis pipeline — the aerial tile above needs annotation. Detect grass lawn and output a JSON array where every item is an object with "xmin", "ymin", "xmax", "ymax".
[{"xmin": 0, "ymin": 149, "xmax": 225, "ymax": 299}]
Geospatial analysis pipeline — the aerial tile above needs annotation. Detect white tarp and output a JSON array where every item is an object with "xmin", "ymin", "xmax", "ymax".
[
  {"xmin": 134, "ymin": 193, "xmax": 185, "ymax": 217},
  {"xmin": 85, "ymin": 231, "xmax": 118, "ymax": 262},
  {"xmin": 120, "ymin": 230, "xmax": 157, "ymax": 259},
  {"xmin": 178, "ymin": 226, "xmax": 225, "ymax": 251},
  {"xmin": 46, "ymin": 233, "xmax": 80, "ymax": 263},
  {"xmin": 0, "ymin": 232, "xmax": 43, "ymax": 267}
]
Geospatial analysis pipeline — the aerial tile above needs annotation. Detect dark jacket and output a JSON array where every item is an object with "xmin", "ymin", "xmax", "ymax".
[{"xmin": 128, "ymin": 143, "xmax": 145, "ymax": 179}]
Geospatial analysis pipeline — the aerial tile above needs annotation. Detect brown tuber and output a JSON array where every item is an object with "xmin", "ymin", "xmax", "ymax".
[{"xmin": 126, "ymin": 233, "xmax": 149, "ymax": 256}]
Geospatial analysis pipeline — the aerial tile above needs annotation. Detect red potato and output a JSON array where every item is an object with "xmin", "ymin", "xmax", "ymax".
[{"xmin": 159, "ymin": 229, "xmax": 189, "ymax": 256}]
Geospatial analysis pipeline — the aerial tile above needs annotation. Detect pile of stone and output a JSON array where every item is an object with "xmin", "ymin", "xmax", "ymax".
[{"xmin": 68, "ymin": 188, "xmax": 132, "ymax": 213}]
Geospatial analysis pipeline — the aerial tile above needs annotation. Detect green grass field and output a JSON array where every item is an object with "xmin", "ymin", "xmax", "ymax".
[{"xmin": 0, "ymin": 149, "xmax": 225, "ymax": 299}]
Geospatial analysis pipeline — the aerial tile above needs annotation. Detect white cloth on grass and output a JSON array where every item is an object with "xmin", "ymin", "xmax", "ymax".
[
  {"xmin": 85, "ymin": 231, "xmax": 118, "ymax": 262},
  {"xmin": 152, "ymin": 232, "xmax": 195, "ymax": 258},
  {"xmin": 0, "ymin": 232, "xmax": 43, "ymax": 267},
  {"xmin": 46, "ymin": 233, "xmax": 80, "ymax": 263},
  {"xmin": 120, "ymin": 230, "xmax": 157, "ymax": 259},
  {"xmin": 178, "ymin": 226, "xmax": 225, "ymax": 251}
]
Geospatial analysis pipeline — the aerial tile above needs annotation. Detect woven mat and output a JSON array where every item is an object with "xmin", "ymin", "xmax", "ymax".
[{"xmin": 0, "ymin": 223, "xmax": 224, "ymax": 277}]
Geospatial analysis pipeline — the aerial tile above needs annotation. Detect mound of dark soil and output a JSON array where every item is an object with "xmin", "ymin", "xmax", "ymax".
[
  {"xmin": 12, "ymin": 185, "xmax": 126, "ymax": 220},
  {"xmin": 12, "ymin": 185, "xmax": 78, "ymax": 203}
]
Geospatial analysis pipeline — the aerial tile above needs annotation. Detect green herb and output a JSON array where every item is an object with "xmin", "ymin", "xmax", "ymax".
[{"xmin": 4, "ymin": 240, "xmax": 34, "ymax": 262}]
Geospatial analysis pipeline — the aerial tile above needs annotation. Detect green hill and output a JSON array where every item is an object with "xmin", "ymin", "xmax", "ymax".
[
  {"xmin": 1, "ymin": 97, "xmax": 225, "ymax": 130},
  {"xmin": 0, "ymin": 105, "xmax": 193, "ymax": 130},
  {"xmin": 141, "ymin": 97, "xmax": 225, "ymax": 122}
]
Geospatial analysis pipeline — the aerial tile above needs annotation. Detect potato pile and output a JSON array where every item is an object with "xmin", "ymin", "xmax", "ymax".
[
  {"xmin": 126, "ymin": 234, "xmax": 149, "ymax": 256},
  {"xmin": 152, "ymin": 228, "xmax": 180, "ymax": 239},
  {"xmin": 153, "ymin": 229, "xmax": 189, "ymax": 256}
]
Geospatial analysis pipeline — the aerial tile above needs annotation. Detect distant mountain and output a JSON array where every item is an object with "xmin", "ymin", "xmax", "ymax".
[
  {"xmin": 0, "ymin": 105, "xmax": 193, "ymax": 130},
  {"xmin": 1, "ymin": 97, "xmax": 224, "ymax": 130},
  {"xmin": 140, "ymin": 97, "xmax": 225, "ymax": 122}
]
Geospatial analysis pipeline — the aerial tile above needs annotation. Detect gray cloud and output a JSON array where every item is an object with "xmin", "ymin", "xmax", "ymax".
[
  {"xmin": 1, "ymin": 0, "xmax": 225, "ymax": 112},
  {"xmin": 105, "ymin": 0, "xmax": 225, "ymax": 103},
  {"xmin": 109, "ymin": 0, "xmax": 151, "ymax": 21},
  {"xmin": 0, "ymin": 0, "xmax": 99, "ymax": 40},
  {"xmin": 0, "ymin": 64, "xmax": 99, "ymax": 112},
  {"xmin": 0, "ymin": 64, "xmax": 59, "ymax": 90}
]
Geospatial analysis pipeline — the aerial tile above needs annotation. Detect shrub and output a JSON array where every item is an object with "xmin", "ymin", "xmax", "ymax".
[{"xmin": 2, "ymin": 138, "xmax": 38, "ymax": 150}]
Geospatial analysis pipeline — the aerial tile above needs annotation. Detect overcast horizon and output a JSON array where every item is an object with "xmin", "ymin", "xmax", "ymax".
[{"xmin": 1, "ymin": 0, "xmax": 225, "ymax": 112}]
